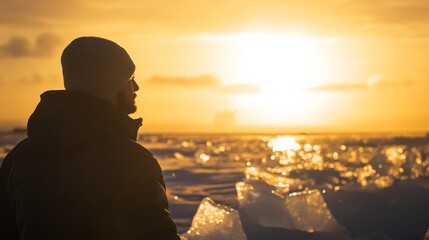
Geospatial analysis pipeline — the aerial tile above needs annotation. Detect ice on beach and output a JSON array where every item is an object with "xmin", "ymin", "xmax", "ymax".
[
  {"xmin": 424, "ymin": 228, "xmax": 429, "ymax": 240},
  {"xmin": 180, "ymin": 197, "xmax": 247, "ymax": 240},
  {"xmin": 285, "ymin": 190, "xmax": 342, "ymax": 232},
  {"xmin": 236, "ymin": 180, "xmax": 344, "ymax": 232},
  {"xmin": 236, "ymin": 180, "xmax": 295, "ymax": 229},
  {"xmin": 244, "ymin": 166, "xmax": 316, "ymax": 193}
]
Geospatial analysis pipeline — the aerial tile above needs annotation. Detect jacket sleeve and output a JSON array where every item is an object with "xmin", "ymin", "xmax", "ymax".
[{"xmin": 112, "ymin": 172, "xmax": 181, "ymax": 240}]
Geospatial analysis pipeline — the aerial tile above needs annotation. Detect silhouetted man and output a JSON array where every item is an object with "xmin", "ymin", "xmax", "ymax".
[{"xmin": 0, "ymin": 37, "xmax": 180, "ymax": 240}]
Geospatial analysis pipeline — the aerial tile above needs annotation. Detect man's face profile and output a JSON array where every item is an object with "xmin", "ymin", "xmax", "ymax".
[{"xmin": 114, "ymin": 77, "xmax": 139, "ymax": 115}]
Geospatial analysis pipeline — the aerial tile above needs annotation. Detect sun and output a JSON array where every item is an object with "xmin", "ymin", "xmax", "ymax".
[
  {"xmin": 218, "ymin": 32, "xmax": 335, "ymax": 126},
  {"xmin": 229, "ymin": 32, "xmax": 329, "ymax": 92}
]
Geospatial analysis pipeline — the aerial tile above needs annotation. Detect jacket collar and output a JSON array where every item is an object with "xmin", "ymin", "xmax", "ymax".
[{"xmin": 35, "ymin": 90, "xmax": 142, "ymax": 141}]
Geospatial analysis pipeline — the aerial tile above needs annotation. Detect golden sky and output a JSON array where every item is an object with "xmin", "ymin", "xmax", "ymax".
[{"xmin": 0, "ymin": 0, "xmax": 429, "ymax": 133}]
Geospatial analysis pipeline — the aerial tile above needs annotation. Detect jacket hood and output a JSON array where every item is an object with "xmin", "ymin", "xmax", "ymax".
[{"xmin": 27, "ymin": 90, "xmax": 142, "ymax": 152}]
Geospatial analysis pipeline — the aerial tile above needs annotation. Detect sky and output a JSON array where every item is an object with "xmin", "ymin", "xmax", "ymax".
[{"xmin": 0, "ymin": 0, "xmax": 429, "ymax": 133}]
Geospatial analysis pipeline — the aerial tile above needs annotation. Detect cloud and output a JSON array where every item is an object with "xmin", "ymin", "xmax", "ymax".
[
  {"xmin": 1, "ymin": 0, "xmax": 429, "ymax": 37},
  {"xmin": 353, "ymin": 1, "xmax": 429, "ymax": 25},
  {"xmin": 220, "ymin": 84, "xmax": 262, "ymax": 93},
  {"xmin": 367, "ymin": 73, "xmax": 413, "ymax": 88},
  {"xmin": 147, "ymin": 74, "xmax": 220, "ymax": 88},
  {"xmin": 17, "ymin": 73, "xmax": 44, "ymax": 85},
  {"xmin": 0, "ymin": 0, "xmax": 80, "ymax": 27},
  {"xmin": 33, "ymin": 33, "xmax": 62, "ymax": 57},
  {"xmin": 0, "ymin": 33, "xmax": 61, "ymax": 58},
  {"xmin": 0, "ymin": 73, "xmax": 44, "ymax": 86},
  {"xmin": 148, "ymin": 74, "xmax": 262, "ymax": 94},
  {"xmin": 305, "ymin": 83, "xmax": 367, "ymax": 92},
  {"xmin": 0, "ymin": 37, "xmax": 30, "ymax": 57},
  {"xmin": 306, "ymin": 73, "xmax": 414, "ymax": 92}
]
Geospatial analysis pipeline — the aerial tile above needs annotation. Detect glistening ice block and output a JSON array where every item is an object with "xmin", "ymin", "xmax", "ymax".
[
  {"xmin": 236, "ymin": 180, "xmax": 345, "ymax": 233},
  {"xmin": 236, "ymin": 180, "xmax": 295, "ymax": 229},
  {"xmin": 285, "ymin": 190, "xmax": 341, "ymax": 232},
  {"xmin": 180, "ymin": 197, "xmax": 247, "ymax": 240}
]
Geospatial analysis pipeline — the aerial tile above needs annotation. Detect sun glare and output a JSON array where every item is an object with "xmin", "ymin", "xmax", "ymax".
[
  {"xmin": 229, "ymin": 33, "xmax": 330, "ymax": 91},
  {"xmin": 215, "ymin": 32, "xmax": 334, "ymax": 124},
  {"xmin": 268, "ymin": 136, "xmax": 301, "ymax": 152}
]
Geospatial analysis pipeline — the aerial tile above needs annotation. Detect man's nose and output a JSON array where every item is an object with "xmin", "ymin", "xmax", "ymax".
[{"xmin": 132, "ymin": 79, "xmax": 140, "ymax": 91}]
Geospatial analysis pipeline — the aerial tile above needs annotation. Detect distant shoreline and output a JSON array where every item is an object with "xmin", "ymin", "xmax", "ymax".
[{"xmin": 2, "ymin": 127, "xmax": 429, "ymax": 138}]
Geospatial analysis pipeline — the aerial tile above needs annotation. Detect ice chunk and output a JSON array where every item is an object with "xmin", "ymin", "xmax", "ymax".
[
  {"xmin": 285, "ymin": 190, "xmax": 343, "ymax": 232},
  {"xmin": 236, "ymin": 180, "xmax": 345, "ymax": 234},
  {"xmin": 180, "ymin": 197, "xmax": 247, "ymax": 240},
  {"xmin": 236, "ymin": 180, "xmax": 294, "ymax": 229}
]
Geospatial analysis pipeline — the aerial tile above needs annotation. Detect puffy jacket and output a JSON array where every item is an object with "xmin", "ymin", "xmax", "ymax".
[{"xmin": 0, "ymin": 90, "xmax": 180, "ymax": 240}]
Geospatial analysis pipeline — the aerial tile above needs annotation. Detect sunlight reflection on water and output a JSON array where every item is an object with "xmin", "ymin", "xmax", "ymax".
[
  {"xmin": 138, "ymin": 133, "xmax": 429, "ymax": 236},
  {"xmin": 268, "ymin": 136, "xmax": 301, "ymax": 152}
]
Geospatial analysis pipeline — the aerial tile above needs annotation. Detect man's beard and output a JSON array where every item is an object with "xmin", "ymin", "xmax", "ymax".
[{"xmin": 117, "ymin": 91, "xmax": 137, "ymax": 115}]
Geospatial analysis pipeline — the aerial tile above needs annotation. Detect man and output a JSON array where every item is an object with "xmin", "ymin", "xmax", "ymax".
[{"xmin": 0, "ymin": 37, "xmax": 180, "ymax": 240}]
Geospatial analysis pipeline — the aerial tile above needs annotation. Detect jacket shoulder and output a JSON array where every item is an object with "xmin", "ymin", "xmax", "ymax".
[
  {"xmin": 1, "ymin": 138, "xmax": 30, "ymax": 168},
  {"xmin": 96, "ymin": 136, "xmax": 163, "ymax": 179},
  {"xmin": 103, "ymin": 136, "xmax": 155, "ymax": 160}
]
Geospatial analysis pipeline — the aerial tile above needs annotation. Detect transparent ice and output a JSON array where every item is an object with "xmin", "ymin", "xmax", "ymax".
[
  {"xmin": 180, "ymin": 197, "xmax": 247, "ymax": 240},
  {"xmin": 236, "ymin": 180, "xmax": 345, "ymax": 233}
]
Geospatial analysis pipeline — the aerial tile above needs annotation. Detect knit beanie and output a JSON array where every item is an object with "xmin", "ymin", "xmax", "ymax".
[{"xmin": 61, "ymin": 36, "xmax": 135, "ymax": 100}]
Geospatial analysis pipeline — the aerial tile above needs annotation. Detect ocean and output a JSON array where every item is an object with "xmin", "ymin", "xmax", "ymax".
[{"xmin": 1, "ymin": 132, "xmax": 429, "ymax": 240}]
